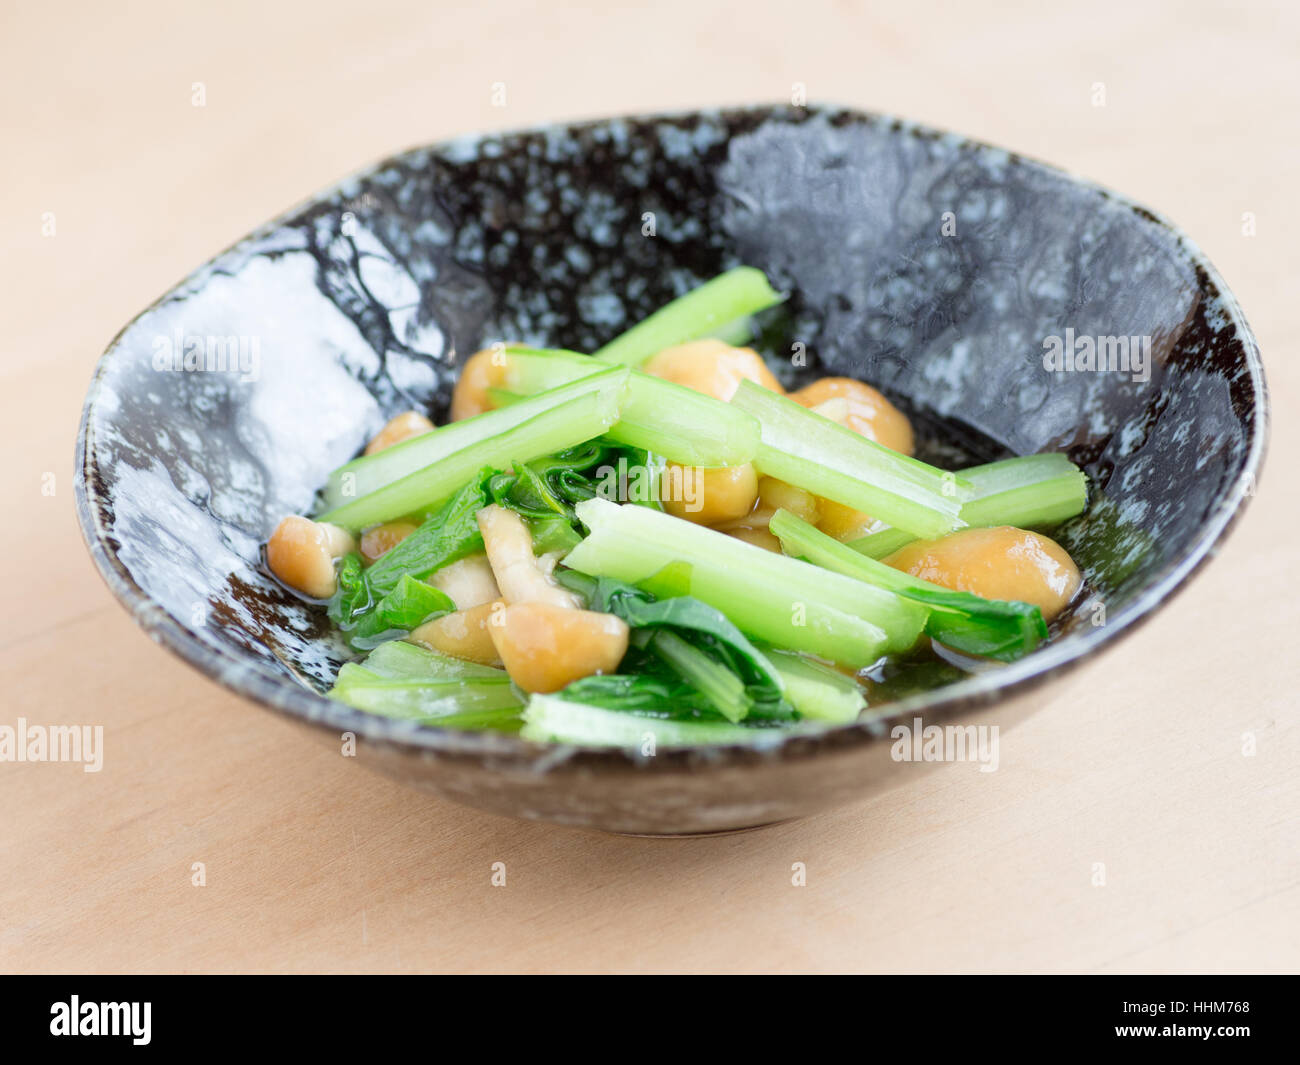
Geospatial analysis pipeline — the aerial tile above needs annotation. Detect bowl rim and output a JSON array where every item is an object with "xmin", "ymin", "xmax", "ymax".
[{"xmin": 74, "ymin": 103, "xmax": 1269, "ymax": 773}]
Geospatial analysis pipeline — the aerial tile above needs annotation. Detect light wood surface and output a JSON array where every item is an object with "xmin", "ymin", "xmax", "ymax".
[{"xmin": 2, "ymin": 0, "xmax": 1296, "ymax": 974}]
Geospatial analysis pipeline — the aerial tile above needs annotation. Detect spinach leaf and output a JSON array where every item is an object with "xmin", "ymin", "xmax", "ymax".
[
  {"xmin": 560, "ymin": 674, "xmax": 794, "ymax": 724},
  {"xmin": 328, "ymin": 553, "xmax": 373, "ymax": 630},
  {"xmin": 554, "ymin": 571, "xmax": 790, "ymax": 720},
  {"xmin": 491, "ymin": 441, "xmax": 663, "ymax": 531},
  {"xmin": 365, "ymin": 472, "xmax": 490, "ymax": 596},
  {"xmin": 339, "ymin": 574, "xmax": 454, "ymax": 652},
  {"xmin": 328, "ymin": 473, "xmax": 485, "ymax": 651},
  {"xmin": 904, "ymin": 585, "xmax": 1048, "ymax": 662},
  {"xmin": 580, "ymin": 574, "xmax": 783, "ymax": 691}
]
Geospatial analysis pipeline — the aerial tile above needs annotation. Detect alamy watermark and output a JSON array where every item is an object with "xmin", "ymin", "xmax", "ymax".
[
  {"xmin": 50, "ymin": 996, "xmax": 150, "ymax": 1045},
  {"xmin": 890, "ymin": 718, "xmax": 1000, "ymax": 773},
  {"xmin": 0, "ymin": 718, "xmax": 103, "ymax": 772},
  {"xmin": 152, "ymin": 328, "xmax": 260, "ymax": 382},
  {"xmin": 592, "ymin": 456, "xmax": 703, "ymax": 512},
  {"xmin": 1042, "ymin": 328, "xmax": 1150, "ymax": 383}
]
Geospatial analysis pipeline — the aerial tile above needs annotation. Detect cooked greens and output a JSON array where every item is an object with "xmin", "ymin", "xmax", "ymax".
[
  {"xmin": 261, "ymin": 266, "xmax": 1090, "ymax": 750},
  {"xmin": 591, "ymin": 266, "xmax": 785, "ymax": 367},
  {"xmin": 847, "ymin": 453, "xmax": 1088, "ymax": 560},
  {"xmin": 730, "ymin": 380, "xmax": 972, "ymax": 539}
]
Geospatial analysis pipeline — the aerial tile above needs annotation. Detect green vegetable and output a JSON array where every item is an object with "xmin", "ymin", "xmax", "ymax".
[
  {"xmin": 520, "ymin": 694, "xmax": 794, "ymax": 748},
  {"xmin": 499, "ymin": 347, "xmax": 760, "ymax": 467},
  {"xmin": 525, "ymin": 514, "xmax": 583, "ymax": 555},
  {"xmin": 328, "ymin": 553, "xmax": 373, "ymax": 631},
  {"xmin": 555, "ymin": 673, "xmax": 796, "ymax": 723},
  {"xmin": 769, "ymin": 508, "xmax": 1047, "ymax": 662},
  {"xmin": 326, "ymin": 477, "xmax": 486, "ymax": 650},
  {"xmin": 329, "ymin": 664, "xmax": 522, "ymax": 727},
  {"xmin": 564, "ymin": 497, "xmax": 927, "ymax": 667},
  {"xmin": 645, "ymin": 629, "xmax": 752, "ymax": 722},
  {"xmin": 487, "ymin": 441, "xmax": 662, "ymax": 551},
  {"xmin": 334, "ymin": 573, "xmax": 455, "ymax": 651},
  {"xmin": 730, "ymin": 379, "xmax": 971, "ymax": 539},
  {"xmin": 763, "ymin": 648, "xmax": 867, "ymax": 725},
  {"xmin": 707, "ymin": 317, "xmax": 756, "ymax": 346},
  {"xmin": 591, "ymin": 266, "xmax": 785, "ymax": 367},
  {"xmin": 573, "ymin": 574, "xmax": 784, "ymax": 689},
  {"xmin": 328, "ymin": 642, "xmax": 522, "ymax": 727},
  {"xmin": 364, "ymin": 474, "xmax": 488, "ymax": 596},
  {"xmin": 848, "ymin": 453, "xmax": 1088, "ymax": 559},
  {"xmin": 359, "ymin": 639, "xmax": 507, "ymax": 681},
  {"xmin": 490, "ymin": 441, "xmax": 619, "ymax": 519},
  {"xmin": 557, "ymin": 571, "xmax": 787, "ymax": 722},
  {"xmin": 316, "ymin": 368, "xmax": 628, "ymax": 527}
]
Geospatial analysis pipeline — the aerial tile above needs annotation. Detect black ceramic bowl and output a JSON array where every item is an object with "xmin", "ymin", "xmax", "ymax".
[{"xmin": 77, "ymin": 106, "xmax": 1266, "ymax": 834}]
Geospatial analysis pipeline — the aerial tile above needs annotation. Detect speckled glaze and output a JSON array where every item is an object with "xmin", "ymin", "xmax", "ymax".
[{"xmin": 76, "ymin": 106, "xmax": 1267, "ymax": 834}]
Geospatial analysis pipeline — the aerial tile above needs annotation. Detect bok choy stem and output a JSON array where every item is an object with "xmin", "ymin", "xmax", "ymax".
[
  {"xmin": 564, "ymin": 498, "xmax": 927, "ymax": 667},
  {"xmin": 648, "ymin": 628, "xmax": 752, "ymax": 723},
  {"xmin": 729, "ymin": 380, "xmax": 971, "ymax": 539},
  {"xmin": 770, "ymin": 508, "xmax": 1048, "ymax": 662},
  {"xmin": 317, "ymin": 369, "xmax": 627, "ymax": 529},
  {"xmin": 591, "ymin": 266, "xmax": 784, "ymax": 367},
  {"xmin": 520, "ymin": 695, "xmax": 787, "ymax": 748},
  {"xmin": 846, "ymin": 453, "xmax": 1088, "ymax": 559},
  {"xmin": 499, "ymin": 347, "xmax": 760, "ymax": 467}
]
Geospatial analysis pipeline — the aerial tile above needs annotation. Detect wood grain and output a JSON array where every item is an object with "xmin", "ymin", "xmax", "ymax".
[{"xmin": 0, "ymin": 0, "xmax": 1296, "ymax": 973}]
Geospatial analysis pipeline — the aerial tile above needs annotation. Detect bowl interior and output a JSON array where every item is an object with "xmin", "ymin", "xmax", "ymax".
[{"xmin": 77, "ymin": 105, "xmax": 1265, "ymax": 756}]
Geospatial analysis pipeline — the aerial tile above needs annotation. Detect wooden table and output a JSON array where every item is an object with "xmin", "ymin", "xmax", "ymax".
[{"xmin": 2, "ymin": 0, "xmax": 1296, "ymax": 973}]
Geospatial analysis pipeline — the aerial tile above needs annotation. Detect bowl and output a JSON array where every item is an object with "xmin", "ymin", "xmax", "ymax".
[{"xmin": 76, "ymin": 105, "xmax": 1267, "ymax": 834}]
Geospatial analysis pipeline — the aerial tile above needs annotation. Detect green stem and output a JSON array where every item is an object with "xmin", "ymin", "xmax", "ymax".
[
  {"xmin": 501, "ymin": 347, "xmax": 760, "ymax": 467},
  {"xmin": 565, "ymin": 498, "xmax": 927, "ymax": 667},
  {"xmin": 649, "ymin": 629, "xmax": 752, "ymax": 723},
  {"xmin": 730, "ymin": 380, "xmax": 971, "ymax": 539},
  {"xmin": 847, "ymin": 453, "xmax": 1087, "ymax": 558},
  {"xmin": 770, "ymin": 508, "xmax": 1047, "ymax": 662},
  {"xmin": 318, "ymin": 369, "xmax": 627, "ymax": 529},
  {"xmin": 592, "ymin": 267, "xmax": 784, "ymax": 367},
  {"xmin": 520, "ymin": 694, "xmax": 791, "ymax": 748},
  {"xmin": 763, "ymin": 648, "xmax": 866, "ymax": 725},
  {"xmin": 328, "ymin": 664, "xmax": 523, "ymax": 722}
]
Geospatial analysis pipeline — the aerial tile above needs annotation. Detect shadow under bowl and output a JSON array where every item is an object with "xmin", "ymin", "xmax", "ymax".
[{"xmin": 76, "ymin": 105, "xmax": 1267, "ymax": 834}]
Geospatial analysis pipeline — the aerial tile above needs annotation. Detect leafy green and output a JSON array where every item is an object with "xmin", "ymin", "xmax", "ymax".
[
  {"xmin": 646, "ymin": 629, "xmax": 752, "ymax": 722},
  {"xmin": 558, "ymin": 672, "xmax": 796, "ymax": 722},
  {"xmin": 329, "ymin": 664, "xmax": 523, "ymax": 727},
  {"xmin": 488, "ymin": 441, "xmax": 610, "ymax": 521},
  {"xmin": 328, "ymin": 641, "xmax": 522, "ymax": 727},
  {"xmin": 909, "ymin": 590, "xmax": 1047, "ymax": 660},
  {"xmin": 328, "ymin": 553, "xmax": 373, "ymax": 631},
  {"xmin": 769, "ymin": 508, "xmax": 1048, "ymax": 663},
  {"xmin": 488, "ymin": 441, "xmax": 662, "ymax": 552},
  {"xmin": 326, "ymin": 474, "xmax": 487, "ymax": 651},
  {"xmin": 590, "ymin": 266, "xmax": 785, "ymax": 368},
  {"xmin": 565, "ymin": 573, "xmax": 783, "ymax": 691},
  {"xmin": 524, "ymin": 514, "xmax": 583, "ymax": 555},
  {"xmin": 553, "ymin": 571, "xmax": 790, "ymax": 721},
  {"xmin": 521, "ymin": 694, "xmax": 797, "ymax": 748},
  {"xmin": 359, "ymin": 639, "xmax": 507, "ymax": 681},
  {"xmin": 365, "ymin": 473, "xmax": 490, "ymax": 596},
  {"xmin": 317, "ymin": 369, "xmax": 627, "ymax": 528},
  {"xmin": 565, "ymin": 497, "xmax": 925, "ymax": 666},
  {"xmin": 559, "ymin": 674, "xmax": 714, "ymax": 715},
  {"xmin": 338, "ymin": 575, "xmax": 455, "ymax": 651}
]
